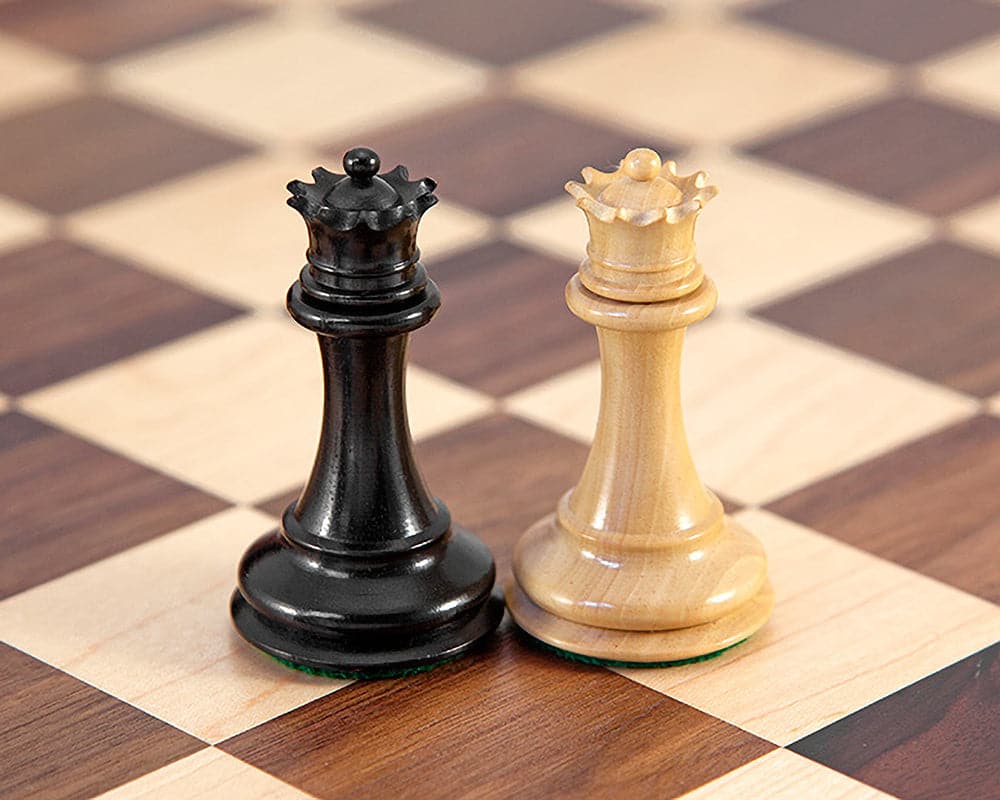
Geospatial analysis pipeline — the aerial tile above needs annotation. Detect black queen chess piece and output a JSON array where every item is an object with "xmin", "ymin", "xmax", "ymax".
[{"xmin": 231, "ymin": 148, "xmax": 504, "ymax": 678}]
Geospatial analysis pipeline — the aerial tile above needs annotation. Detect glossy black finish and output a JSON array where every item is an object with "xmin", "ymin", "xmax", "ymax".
[{"xmin": 231, "ymin": 149, "xmax": 503, "ymax": 674}]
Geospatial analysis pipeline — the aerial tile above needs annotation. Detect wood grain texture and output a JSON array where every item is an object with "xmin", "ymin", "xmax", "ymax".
[
  {"xmin": 419, "ymin": 414, "xmax": 590, "ymax": 577},
  {"xmin": 746, "ymin": 96, "xmax": 1000, "ymax": 215},
  {"xmin": 0, "ymin": 507, "xmax": 349, "ymax": 744},
  {"xmin": 756, "ymin": 241, "xmax": 1000, "ymax": 397},
  {"xmin": 324, "ymin": 96, "xmax": 679, "ymax": 216},
  {"xmin": 0, "ymin": 239, "xmax": 245, "ymax": 395},
  {"xmin": 261, "ymin": 413, "xmax": 591, "ymax": 579},
  {"xmin": 515, "ymin": 19, "xmax": 892, "ymax": 147},
  {"xmin": 769, "ymin": 415, "xmax": 1000, "ymax": 603},
  {"xmin": 744, "ymin": 0, "xmax": 1000, "ymax": 63},
  {"xmin": 221, "ymin": 627, "xmax": 775, "ymax": 800},
  {"xmin": 349, "ymin": 0, "xmax": 649, "ymax": 66},
  {"xmin": 0, "ymin": 0, "xmax": 257, "ymax": 62},
  {"xmin": 0, "ymin": 412, "xmax": 229, "ymax": 599},
  {"xmin": 617, "ymin": 508, "xmax": 1000, "ymax": 746},
  {"xmin": 0, "ymin": 642, "xmax": 205, "ymax": 800},
  {"xmin": 0, "ymin": 1, "xmax": 996, "ymax": 797},
  {"xmin": 94, "ymin": 749, "xmax": 315, "ymax": 800},
  {"xmin": 677, "ymin": 749, "xmax": 896, "ymax": 800},
  {"xmin": 508, "ymin": 150, "xmax": 771, "ymax": 661},
  {"xmin": 0, "ymin": 94, "xmax": 253, "ymax": 214},
  {"xmin": 791, "ymin": 643, "xmax": 1000, "ymax": 800},
  {"xmin": 261, "ymin": 413, "xmax": 741, "ymax": 580},
  {"xmin": 409, "ymin": 239, "xmax": 595, "ymax": 394}
]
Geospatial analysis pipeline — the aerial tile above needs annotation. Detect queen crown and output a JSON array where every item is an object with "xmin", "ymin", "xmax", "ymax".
[
  {"xmin": 567, "ymin": 147, "xmax": 718, "ymax": 303},
  {"xmin": 284, "ymin": 148, "xmax": 441, "ymax": 334},
  {"xmin": 287, "ymin": 147, "xmax": 437, "ymax": 233}
]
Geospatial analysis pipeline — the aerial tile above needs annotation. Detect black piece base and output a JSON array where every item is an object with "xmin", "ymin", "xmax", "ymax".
[
  {"xmin": 233, "ymin": 589, "xmax": 503, "ymax": 677},
  {"xmin": 231, "ymin": 516, "xmax": 504, "ymax": 676},
  {"xmin": 270, "ymin": 653, "xmax": 459, "ymax": 681}
]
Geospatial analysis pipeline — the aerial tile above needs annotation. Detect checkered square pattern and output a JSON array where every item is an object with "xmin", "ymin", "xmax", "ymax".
[
  {"xmin": 922, "ymin": 33, "xmax": 1000, "ymax": 119},
  {"xmin": 0, "ymin": 642, "xmax": 205, "ymax": 799},
  {"xmin": 345, "ymin": 0, "xmax": 650, "ymax": 66},
  {"xmin": 0, "ymin": 94, "xmax": 253, "ymax": 214},
  {"xmin": 0, "ymin": 0, "xmax": 259, "ymax": 62},
  {"xmin": 744, "ymin": 0, "xmax": 1000, "ymax": 64},
  {"xmin": 220, "ymin": 627, "xmax": 775, "ymax": 799},
  {"xmin": 322, "ymin": 95, "xmax": 681, "ymax": 216},
  {"xmin": 0, "ymin": 31, "xmax": 80, "ymax": 116},
  {"xmin": 107, "ymin": 14, "xmax": 487, "ymax": 146},
  {"xmin": 516, "ymin": 19, "xmax": 892, "ymax": 145},
  {"xmin": 790, "ymin": 642, "xmax": 1000, "ymax": 800},
  {"xmin": 0, "ymin": 238, "xmax": 245, "ymax": 394},
  {"xmin": 746, "ymin": 95, "xmax": 1000, "ymax": 215},
  {"xmin": 756, "ymin": 240, "xmax": 1000, "ymax": 397},
  {"xmin": 1, "ymin": 1, "xmax": 998, "ymax": 798}
]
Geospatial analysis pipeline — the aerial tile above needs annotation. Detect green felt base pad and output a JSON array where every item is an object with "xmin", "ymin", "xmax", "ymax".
[
  {"xmin": 520, "ymin": 631, "xmax": 749, "ymax": 669},
  {"xmin": 271, "ymin": 654, "xmax": 456, "ymax": 681}
]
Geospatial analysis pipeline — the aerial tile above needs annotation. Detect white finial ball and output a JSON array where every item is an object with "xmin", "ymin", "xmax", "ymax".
[{"xmin": 622, "ymin": 148, "xmax": 661, "ymax": 181}]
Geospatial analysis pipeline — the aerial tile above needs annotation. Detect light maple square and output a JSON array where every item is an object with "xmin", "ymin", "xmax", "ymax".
[
  {"xmin": 94, "ymin": 748, "xmax": 314, "ymax": 799},
  {"xmin": 68, "ymin": 153, "xmax": 493, "ymax": 309},
  {"xmin": 0, "ymin": 194, "xmax": 48, "ymax": 254},
  {"xmin": 0, "ymin": 507, "xmax": 348, "ymax": 743},
  {"xmin": 0, "ymin": 31, "xmax": 81, "ymax": 116},
  {"xmin": 515, "ymin": 20, "xmax": 892, "ymax": 145},
  {"xmin": 617, "ymin": 509, "xmax": 1000, "ymax": 745},
  {"xmin": 921, "ymin": 34, "xmax": 1000, "ymax": 119},
  {"xmin": 106, "ymin": 15, "xmax": 487, "ymax": 146},
  {"xmin": 330, "ymin": 0, "xmax": 401, "ymax": 8},
  {"xmin": 505, "ymin": 315, "xmax": 976, "ymax": 504},
  {"xmin": 617, "ymin": 0, "xmax": 769, "ymax": 13},
  {"xmin": 508, "ymin": 151, "xmax": 932, "ymax": 308},
  {"xmin": 22, "ymin": 315, "xmax": 493, "ymax": 503},
  {"xmin": 677, "ymin": 749, "xmax": 894, "ymax": 800},
  {"xmin": 950, "ymin": 194, "xmax": 1000, "ymax": 256}
]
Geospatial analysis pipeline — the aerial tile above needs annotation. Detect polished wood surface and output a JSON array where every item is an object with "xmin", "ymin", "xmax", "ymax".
[
  {"xmin": 0, "ymin": 94, "xmax": 251, "ymax": 215},
  {"xmin": 508, "ymin": 149, "xmax": 772, "ymax": 661},
  {"xmin": 770, "ymin": 414, "xmax": 1000, "ymax": 603},
  {"xmin": 0, "ymin": 1, "xmax": 997, "ymax": 798},
  {"xmin": 0, "ymin": 413, "xmax": 226, "ymax": 599},
  {"xmin": 222, "ymin": 628, "xmax": 774, "ymax": 800},
  {"xmin": 0, "ymin": 643, "xmax": 202, "ymax": 800},
  {"xmin": 791, "ymin": 642, "xmax": 1000, "ymax": 800},
  {"xmin": 758, "ymin": 240, "xmax": 1000, "ymax": 397}
]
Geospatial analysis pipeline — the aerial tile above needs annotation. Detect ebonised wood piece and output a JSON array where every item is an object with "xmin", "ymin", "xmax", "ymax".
[{"xmin": 231, "ymin": 148, "xmax": 503, "ymax": 675}]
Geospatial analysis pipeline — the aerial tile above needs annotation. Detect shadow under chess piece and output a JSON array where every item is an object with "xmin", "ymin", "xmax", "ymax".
[
  {"xmin": 506, "ymin": 148, "xmax": 773, "ymax": 665},
  {"xmin": 231, "ymin": 148, "xmax": 503, "ymax": 678}
]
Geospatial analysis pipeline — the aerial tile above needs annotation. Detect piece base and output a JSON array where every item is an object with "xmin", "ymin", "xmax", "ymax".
[
  {"xmin": 232, "ymin": 587, "xmax": 504, "ymax": 676},
  {"xmin": 269, "ymin": 654, "xmax": 457, "ymax": 681},
  {"xmin": 505, "ymin": 578, "xmax": 773, "ymax": 664},
  {"xmin": 516, "ymin": 629, "xmax": 748, "ymax": 669}
]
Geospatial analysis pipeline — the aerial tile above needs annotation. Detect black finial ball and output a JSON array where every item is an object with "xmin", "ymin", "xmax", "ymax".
[{"xmin": 344, "ymin": 147, "xmax": 380, "ymax": 184}]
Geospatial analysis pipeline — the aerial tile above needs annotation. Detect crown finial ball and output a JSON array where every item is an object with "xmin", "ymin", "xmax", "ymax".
[
  {"xmin": 622, "ymin": 148, "xmax": 661, "ymax": 181},
  {"xmin": 344, "ymin": 147, "xmax": 380, "ymax": 184}
]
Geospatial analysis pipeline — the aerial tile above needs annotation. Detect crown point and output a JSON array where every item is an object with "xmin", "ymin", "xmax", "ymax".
[
  {"xmin": 622, "ymin": 148, "xmax": 661, "ymax": 181},
  {"xmin": 344, "ymin": 147, "xmax": 380, "ymax": 185}
]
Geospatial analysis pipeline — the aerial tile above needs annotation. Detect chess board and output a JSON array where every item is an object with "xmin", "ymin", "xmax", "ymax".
[{"xmin": 1, "ymin": 0, "xmax": 999, "ymax": 797}]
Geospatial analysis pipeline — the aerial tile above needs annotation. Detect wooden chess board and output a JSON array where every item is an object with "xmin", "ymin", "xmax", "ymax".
[{"xmin": 1, "ymin": 0, "xmax": 999, "ymax": 798}]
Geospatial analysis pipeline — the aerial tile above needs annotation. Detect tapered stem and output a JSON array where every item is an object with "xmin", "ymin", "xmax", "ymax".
[
  {"xmin": 293, "ymin": 334, "xmax": 438, "ymax": 551},
  {"xmin": 567, "ymin": 327, "xmax": 719, "ymax": 541}
]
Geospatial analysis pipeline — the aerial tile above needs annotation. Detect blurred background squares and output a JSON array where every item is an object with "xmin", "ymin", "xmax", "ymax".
[
  {"xmin": 346, "ymin": 0, "xmax": 651, "ymax": 66},
  {"xmin": 0, "ymin": 94, "xmax": 253, "ymax": 214},
  {"xmin": 0, "ymin": 0, "xmax": 259, "ymax": 62},
  {"xmin": 744, "ymin": 0, "xmax": 1000, "ymax": 63},
  {"xmin": 0, "ymin": 1, "xmax": 998, "ymax": 798}
]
